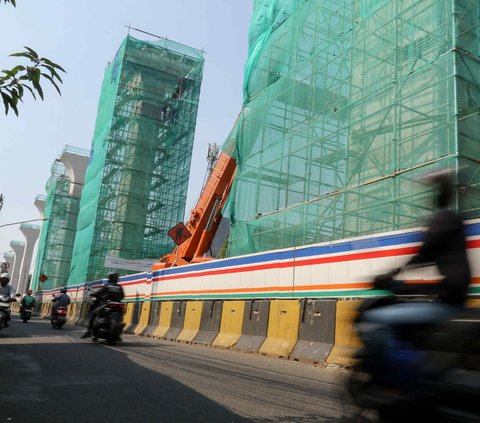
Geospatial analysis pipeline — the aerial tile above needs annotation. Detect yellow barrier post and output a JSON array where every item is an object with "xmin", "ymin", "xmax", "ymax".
[
  {"xmin": 326, "ymin": 300, "xmax": 363, "ymax": 367},
  {"xmin": 133, "ymin": 302, "xmax": 151, "ymax": 335},
  {"xmin": 122, "ymin": 303, "xmax": 135, "ymax": 328},
  {"xmin": 212, "ymin": 301, "xmax": 245, "ymax": 348},
  {"xmin": 152, "ymin": 301, "xmax": 174, "ymax": 338},
  {"xmin": 259, "ymin": 300, "xmax": 300, "ymax": 358},
  {"xmin": 177, "ymin": 301, "xmax": 204, "ymax": 343}
]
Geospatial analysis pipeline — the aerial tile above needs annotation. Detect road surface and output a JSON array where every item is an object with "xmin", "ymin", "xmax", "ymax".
[{"xmin": 0, "ymin": 315, "xmax": 348, "ymax": 423}]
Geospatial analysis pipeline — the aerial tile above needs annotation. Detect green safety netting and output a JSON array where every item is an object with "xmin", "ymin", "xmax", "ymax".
[
  {"xmin": 68, "ymin": 35, "xmax": 204, "ymax": 283},
  {"xmin": 224, "ymin": 0, "xmax": 480, "ymax": 257},
  {"xmin": 32, "ymin": 155, "xmax": 85, "ymax": 290}
]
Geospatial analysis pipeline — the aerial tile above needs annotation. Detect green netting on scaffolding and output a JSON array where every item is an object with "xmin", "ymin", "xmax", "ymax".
[
  {"xmin": 224, "ymin": 0, "xmax": 480, "ymax": 257},
  {"xmin": 32, "ymin": 159, "xmax": 83, "ymax": 291},
  {"xmin": 68, "ymin": 35, "xmax": 204, "ymax": 283}
]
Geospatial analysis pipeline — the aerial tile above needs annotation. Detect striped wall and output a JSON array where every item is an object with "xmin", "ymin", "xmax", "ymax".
[{"xmin": 38, "ymin": 219, "xmax": 480, "ymax": 302}]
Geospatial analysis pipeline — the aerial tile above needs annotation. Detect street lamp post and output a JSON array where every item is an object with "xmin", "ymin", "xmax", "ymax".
[{"xmin": 0, "ymin": 218, "xmax": 49, "ymax": 229}]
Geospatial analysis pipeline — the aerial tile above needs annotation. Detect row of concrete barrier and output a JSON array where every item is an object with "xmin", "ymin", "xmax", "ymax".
[
  {"xmin": 30, "ymin": 297, "xmax": 480, "ymax": 366},
  {"xmin": 46, "ymin": 298, "xmax": 362, "ymax": 365}
]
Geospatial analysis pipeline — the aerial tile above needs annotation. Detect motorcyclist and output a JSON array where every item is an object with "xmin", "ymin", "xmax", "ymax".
[
  {"xmin": 51, "ymin": 287, "xmax": 71, "ymax": 317},
  {"xmin": 358, "ymin": 170, "xmax": 471, "ymax": 385},
  {"xmin": 81, "ymin": 273, "xmax": 124, "ymax": 339},
  {"xmin": 21, "ymin": 289, "xmax": 36, "ymax": 313},
  {"xmin": 0, "ymin": 273, "xmax": 15, "ymax": 327}
]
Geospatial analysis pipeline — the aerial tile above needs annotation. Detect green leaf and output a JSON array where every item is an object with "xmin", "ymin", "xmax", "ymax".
[
  {"xmin": 24, "ymin": 46, "xmax": 39, "ymax": 59},
  {"xmin": 42, "ymin": 64, "xmax": 63, "ymax": 83},
  {"xmin": 9, "ymin": 52, "xmax": 32, "ymax": 60},
  {"xmin": 42, "ymin": 58, "xmax": 66, "ymax": 73},
  {"xmin": 32, "ymin": 67, "xmax": 41, "ymax": 83},
  {"xmin": 41, "ymin": 72, "xmax": 62, "ymax": 96},
  {"xmin": 1, "ymin": 92, "xmax": 10, "ymax": 115},
  {"xmin": 23, "ymin": 84, "xmax": 36, "ymax": 100}
]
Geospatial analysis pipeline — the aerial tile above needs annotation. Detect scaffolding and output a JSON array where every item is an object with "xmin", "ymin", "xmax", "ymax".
[
  {"xmin": 32, "ymin": 155, "xmax": 85, "ymax": 290},
  {"xmin": 68, "ymin": 35, "xmax": 204, "ymax": 283},
  {"xmin": 224, "ymin": 0, "xmax": 480, "ymax": 257}
]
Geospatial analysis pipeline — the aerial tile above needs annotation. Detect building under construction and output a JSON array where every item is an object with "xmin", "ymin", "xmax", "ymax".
[
  {"xmin": 68, "ymin": 35, "xmax": 204, "ymax": 283},
  {"xmin": 32, "ymin": 146, "xmax": 89, "ymax": 290},
  {"xmin": 223, "ymin": 0, "xmax": 480, "ymax": 257}
]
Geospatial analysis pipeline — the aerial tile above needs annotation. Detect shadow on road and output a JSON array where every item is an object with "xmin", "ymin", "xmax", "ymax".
[{"xmin": 0, "ymin": 317, "xmax": 252, "ymax": 423}]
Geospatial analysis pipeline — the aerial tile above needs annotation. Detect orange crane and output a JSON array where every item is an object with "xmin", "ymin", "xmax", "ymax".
[{"xmin": 152, "ymin": 151, "xmax": 236, "ymax": 270}]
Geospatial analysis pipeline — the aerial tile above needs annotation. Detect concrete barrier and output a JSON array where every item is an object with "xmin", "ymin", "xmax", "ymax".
[
  {"xmin": 67, "ymin": 303, "xmax": 77, "ymax": 324},
  {"xmin": 152, "ymin": 301, "xmax": 174, "ymax": 338},
  {"xmin": 163, "ymin": 301, "xmax": 187, "ymax": 340},
  {"xmin": 290, "ymin": 299, "xmax": 336, "ymax": 364},
  {"xmin": 122, "ymin": 302, "xmax": 135, "ymax": 331},
  {"xmin": 124, "ymin": 302, "xmax": 142, "ymax": 334},
  {"xmin": 142, "ymin": 301, "xmax": 162, "ymax": 337},
  {"xmin": 192, "ymin": 300, "xmax": 223, "ymax": 346},
  {"xmin": 76, "ymin": 302, "xmax": 89, "ymax": 326},
  {"xmin": 72, "ymin": 301, "xmax": 83, "ymax": 324},
  {"xmin": 176, "ymin": 301, "xmax": 203, "ymax": 343},
  {"xmin": 259, "ymin": 300, "xmax": 300, "ymax": 358},
  {"xmin": 42, "ymin": 303, "xmax": 52, "ymax": 319},
  {"xmin": 326, "ymin": 300, "xmax": 362, "ymax": 367},
  {"xmin": 235, "ymin": 300, "xmax": 270, "ymax": 353},
  {"xmin": 212, "ymin": 301, "xmax": 245, "ymax": 348},
  {"xmin": 133, "ymin": 302, "xmax": 151, "ymax": 335}
]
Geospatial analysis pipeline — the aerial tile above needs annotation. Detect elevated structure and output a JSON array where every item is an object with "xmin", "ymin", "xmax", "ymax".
[
  {"xmin": 18, "ymin": 224, "xmax": 40, "ymax": 294},
  {"xmin": 224, "ymin": 0, "xmax": 480, "ymax": 256},
  {"xmin": 59, "ymin": 146, "xmax": 90, "ymax": 197},
  {"xmin": 9, "ymin": 241, "xmax": 25, "ymax": 292},
  {"xmin": 69, "ymin": 35, "xmax": 204, "ymax": 283},
  {"xmin": 31, "ymin": 146, "xmax": 89, "ymax": 291},
  {"xmin": 34, "ymin": 195, "xmax": 46, "ymax": 219}
]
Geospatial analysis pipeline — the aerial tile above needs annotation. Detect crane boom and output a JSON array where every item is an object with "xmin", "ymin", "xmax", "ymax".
[{"xmin": 152, "ymin": 152, "xmax": 236, "ymax": 270}]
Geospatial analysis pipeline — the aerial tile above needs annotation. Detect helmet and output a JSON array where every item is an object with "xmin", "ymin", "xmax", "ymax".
[
  {"xmin": 0, "ymin": 273, "xmax": 10, "ymax": 286},
  {"xmin": 60, "ymin": 287, "xmax": 67, "ymax": 294},
  {"xmin": 108, "ymin": 273, "xmax": 119, "ymax": 283},
  {"xmin": 423, "ymin": 169, "xmax": 454, "ymax": 208}
]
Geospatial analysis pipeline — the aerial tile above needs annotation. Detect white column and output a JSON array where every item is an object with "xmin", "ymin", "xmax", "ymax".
[
  {"xmin": 9, "ymin": 241, "xmax": 25, "ymax": 292},
  {"xmin": 59, "ymin": 146, "xmax": 89, "ymax": 197},
  {"xmin": 18, "ymin": 224, "xmax": 40, "ymax": 294},
  {"xmin": 34, "ymin": 195, "xmax": 46, "ymax": 219}
]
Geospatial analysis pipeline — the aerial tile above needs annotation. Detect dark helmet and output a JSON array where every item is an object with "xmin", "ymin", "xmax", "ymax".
[
  {"xmin": 423, "ymin": 169, "xmax": 454, "ymax": 208},
  {"xmin": 0, "ymin": 273, "xmax": 10, "ymax": 286},
  {"xmin": 60, "ymin": 287, "xmax": 67, "ymax": 294},
  {"xmin": 108, "ymin": 273, "xmax": 119, "ymax": 284}
]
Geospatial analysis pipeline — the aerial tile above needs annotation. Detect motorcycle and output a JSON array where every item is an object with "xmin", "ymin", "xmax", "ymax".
[
  {"xmin": 0, "ymin": 295, "xmax": 11, "ymax": 329},
  {"xmin": 346, "ymin": 287, "xmax": 480, "ymax": 422},
  {"xmin": 51, "ymin": 306, "xmax": 68, "ymax": 329},
  {"xmin": 91, "ymin": 301, "xmax": 125, "ymax": 346},
  {"xmin": 20, "ymin": 306, "xmax": 33, "ymax": 323}
]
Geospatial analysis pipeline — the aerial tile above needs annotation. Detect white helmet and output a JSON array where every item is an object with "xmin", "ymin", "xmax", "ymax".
[{"xmin": 0, "ymin": 273, "xmax": 10, "ymax": 284}]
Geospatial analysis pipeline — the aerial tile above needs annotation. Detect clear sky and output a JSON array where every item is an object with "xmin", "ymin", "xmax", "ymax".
[{"xmin": 0, "ymin": 1, "xmax": 252, "ymax": 265}]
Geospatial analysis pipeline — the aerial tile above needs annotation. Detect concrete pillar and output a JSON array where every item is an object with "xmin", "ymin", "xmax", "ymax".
[
  {"xmin": 59, "ymin": 145, "xmax": 89, "ymax": 197},
  {"xmin": 34, "ymin": 194, "xmax": 46, "ymax": 219},
  {"xmin": 9, "ymin": 241, "xmax": 25, "ymax": 292},
  {"xmin": 2, "ymin": 252, "xmax": 15, "ymax": 273},
  {"xmin": 18, "ymin": 224, "xmax": 40, "ymax": 294}
]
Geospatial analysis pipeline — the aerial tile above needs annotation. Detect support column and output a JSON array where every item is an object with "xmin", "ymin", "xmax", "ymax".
[
  {"xmin": 18, "ymin": 224, "xmax": 40, "ymax": 294},
  {"xmin": 59, "ymin": 146, "xmax": 89, "ymax": 197},
  {"xmin": 34, "ymin": 195, "xmax": 46, "ymax": 219},
  {"xmin": 9, "ymin": 241, "xmax": 25, "ymax": 292}
]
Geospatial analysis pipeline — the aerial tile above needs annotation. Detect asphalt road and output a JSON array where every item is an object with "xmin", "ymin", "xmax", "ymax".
[{"xmin": 0, "ymin": 314, "xmax": 348, "ymax": 423}]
